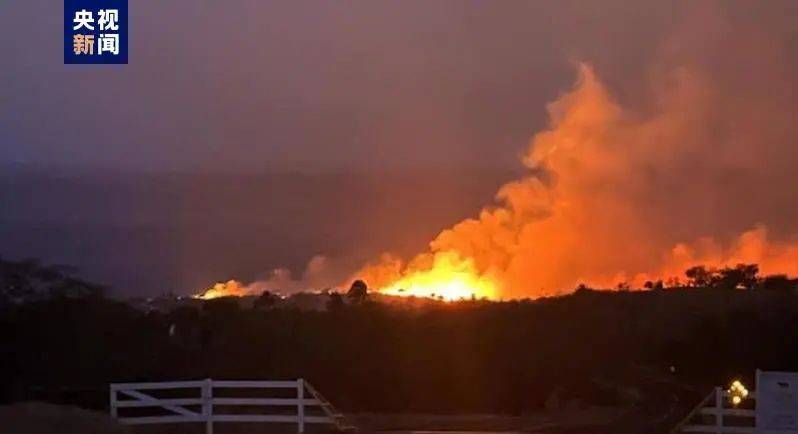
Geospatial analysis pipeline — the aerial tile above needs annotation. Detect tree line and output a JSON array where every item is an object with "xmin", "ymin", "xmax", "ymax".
[{"xmin": 3, "ymin": 257, "xmax": 798, "ymax": 416}]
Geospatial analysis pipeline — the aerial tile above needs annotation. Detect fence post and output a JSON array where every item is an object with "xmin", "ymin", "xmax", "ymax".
[
  {"xmin": 109, "ymin": 384, "xmax": 117, "ymax": 418},
  {"xmin": 755, "ymin": 369, "xmax": 761, "ymax": 431},
  {"xmin": 297, "ymin": 378, "xmax": 305, "ymax": 434},
  {"xmin": 715, "ymin": 386, "xmax": 723, "ymax": 434},
  {"xmin": 203, "ymin": 378, "xmax": 214, "ymax": 434}
]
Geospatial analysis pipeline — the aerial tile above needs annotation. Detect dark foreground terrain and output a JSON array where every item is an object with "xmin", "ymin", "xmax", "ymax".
[
  {"xmin": 3, "ymin": 259, "xmax": 798, "ymax": 433},
  {"xmin": 0, "ymin": 402, "xmax": 654, "ymax": 434}
]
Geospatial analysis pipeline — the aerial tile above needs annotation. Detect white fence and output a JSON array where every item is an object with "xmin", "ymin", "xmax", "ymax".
[
  {"xmin": 110, "ymin": 378, "xmax": 347, "ymax": 434},
  {"xmin": 675, "ymin": 387, "xmax": 757, "ymax": 434}
]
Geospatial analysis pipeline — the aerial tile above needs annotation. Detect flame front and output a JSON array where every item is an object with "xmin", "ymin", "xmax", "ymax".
[
  {"xmin": 378, "ymin": 252, "xmax": 498, "ymax": 301},
  {"xmin": 194, "ymin": 280, "xmax": 249, "ymax": 300}
]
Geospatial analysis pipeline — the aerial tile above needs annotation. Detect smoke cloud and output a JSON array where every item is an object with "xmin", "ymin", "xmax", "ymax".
[
  {"xmin": 355, "ymin": 3, "xmax": 798, "ymax": 298},
  {"xmin": 197, "ymin": 255, "xmax": 340, "ymax": 298},
  {"xmin": 202, "ymin": 2, "xmax": 798, "ymax": 300}
]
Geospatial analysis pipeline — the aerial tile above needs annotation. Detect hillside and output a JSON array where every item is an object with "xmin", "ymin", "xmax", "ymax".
[{"xmin": 5, "ymin": 278, "xmax": 798, "ymax": 412}]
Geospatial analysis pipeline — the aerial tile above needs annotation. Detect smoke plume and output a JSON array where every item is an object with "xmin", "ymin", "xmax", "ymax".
[
  {"xmin": 355, "ymin": 4, "xmax": 798, "ymax": 298},
  {"xmin": 202, "ymin": 3, "xmax": 798, "ymax": 300}
]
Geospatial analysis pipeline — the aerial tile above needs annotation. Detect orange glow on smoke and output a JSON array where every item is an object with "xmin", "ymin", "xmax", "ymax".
[
  {"xmin": 352, "ymin": 62, "xmax": 798, "ymax": 300},
  {"xmin": 196, "ymin": 52, "xmax": 798, "ymax": 302}
]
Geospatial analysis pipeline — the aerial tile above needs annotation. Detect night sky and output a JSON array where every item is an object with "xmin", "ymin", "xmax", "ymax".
[{"xmin": 1, "ymin": 0, "xmax": 694, "ymax": 171}]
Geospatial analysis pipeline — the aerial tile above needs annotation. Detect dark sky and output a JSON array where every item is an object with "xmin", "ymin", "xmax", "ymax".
[{"xmin": 0, "ymin": 0, "xmax": 689, "ymax": 171}]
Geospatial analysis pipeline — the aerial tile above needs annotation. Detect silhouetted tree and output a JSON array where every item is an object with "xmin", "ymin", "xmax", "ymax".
[
  {"xmin": 347, "ymin": 279, "xmax": 368, "ymax": 304},
  {"xmin": 0, "ymin": 258, "xmax": 38, "ymax": 300},
  {"xmin": 760, "ymin": 274, "xmax": 798, "ymax": 291},
  {"xmin": 202, "ymin": 296, "xmax": 240, "ymax": 317},
  {"xmin": 49, "ymin": 277, "xmax": 105, "ymax": 299},
  {"xmin": 326, "ymin": 291, "xmax": 344, "ymax": 311},
  {"xmin": 715, "ymin": 264, "xmax": 759, "ymax": 290},
  {"xmin": 254, "ymin": 291, "xmax": 278, "ymax": 310},
  {"xmin": 685, "ymin": 265, "xmax": 714, "ymax": 287},
  {"xmin": 0, "ymin": 257, "xmax": 103, "ymax": 301},
  {"xmin": 665, "ymin": 276, "xmax": 683, "ymax": 288}
]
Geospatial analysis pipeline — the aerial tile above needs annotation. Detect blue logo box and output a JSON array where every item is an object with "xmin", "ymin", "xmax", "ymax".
[{"xmin": 64, "ymin": 0, "xmax": 128, "ymax": 64}]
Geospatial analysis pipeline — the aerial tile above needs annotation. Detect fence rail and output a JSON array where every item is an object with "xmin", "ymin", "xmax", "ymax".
[
  {"xmin": 675, "ymin": 388, "xmax": 757, "ymax": 434},
  {"xmin": 110, "ymin": 378, "xmax": 345, "ymax": 434}
]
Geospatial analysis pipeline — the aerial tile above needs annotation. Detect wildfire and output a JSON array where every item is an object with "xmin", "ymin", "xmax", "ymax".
[
  {"xmin": 192, "ymin": 254, "xmax": 497, "ymax": 302},
  {"xmin": 351, "ymin": 58, "xmax": 798, "ymax": 300},
  {"xmin": 194, "ymin": 28, "xmax": 798, "ymax": 302},
  {"xmin": 193, "ymin": 280, "xmax": 249, "ymax": 300},
  {"xmin": 377, "ymin": 252, "xmax": 498, "ymax": 301}
]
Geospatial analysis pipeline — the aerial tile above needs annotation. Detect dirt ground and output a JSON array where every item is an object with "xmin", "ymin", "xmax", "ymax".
[
  {"xmin": 0, "ymin": 403, "xmax": 634, "ymax": 434},
  {"xmin": 0, "ymin": 402, "xmax": 132, "ymax": 434},
  {"xmin": 351, "ymin": 407, "xmax": 630, "ymax": 433}
]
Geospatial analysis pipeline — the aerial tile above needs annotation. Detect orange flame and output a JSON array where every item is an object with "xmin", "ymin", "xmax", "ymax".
[
  {"xmin": 353, "ymin": 62, "xmax": 798, "ymax": 300},
  {"xmin": 378, "ymin": 251, "xmax": 498, "ymax": 301},
  {"xmin": 194, "ymin": 280, "xmax": 249, "ymax": 300}
]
